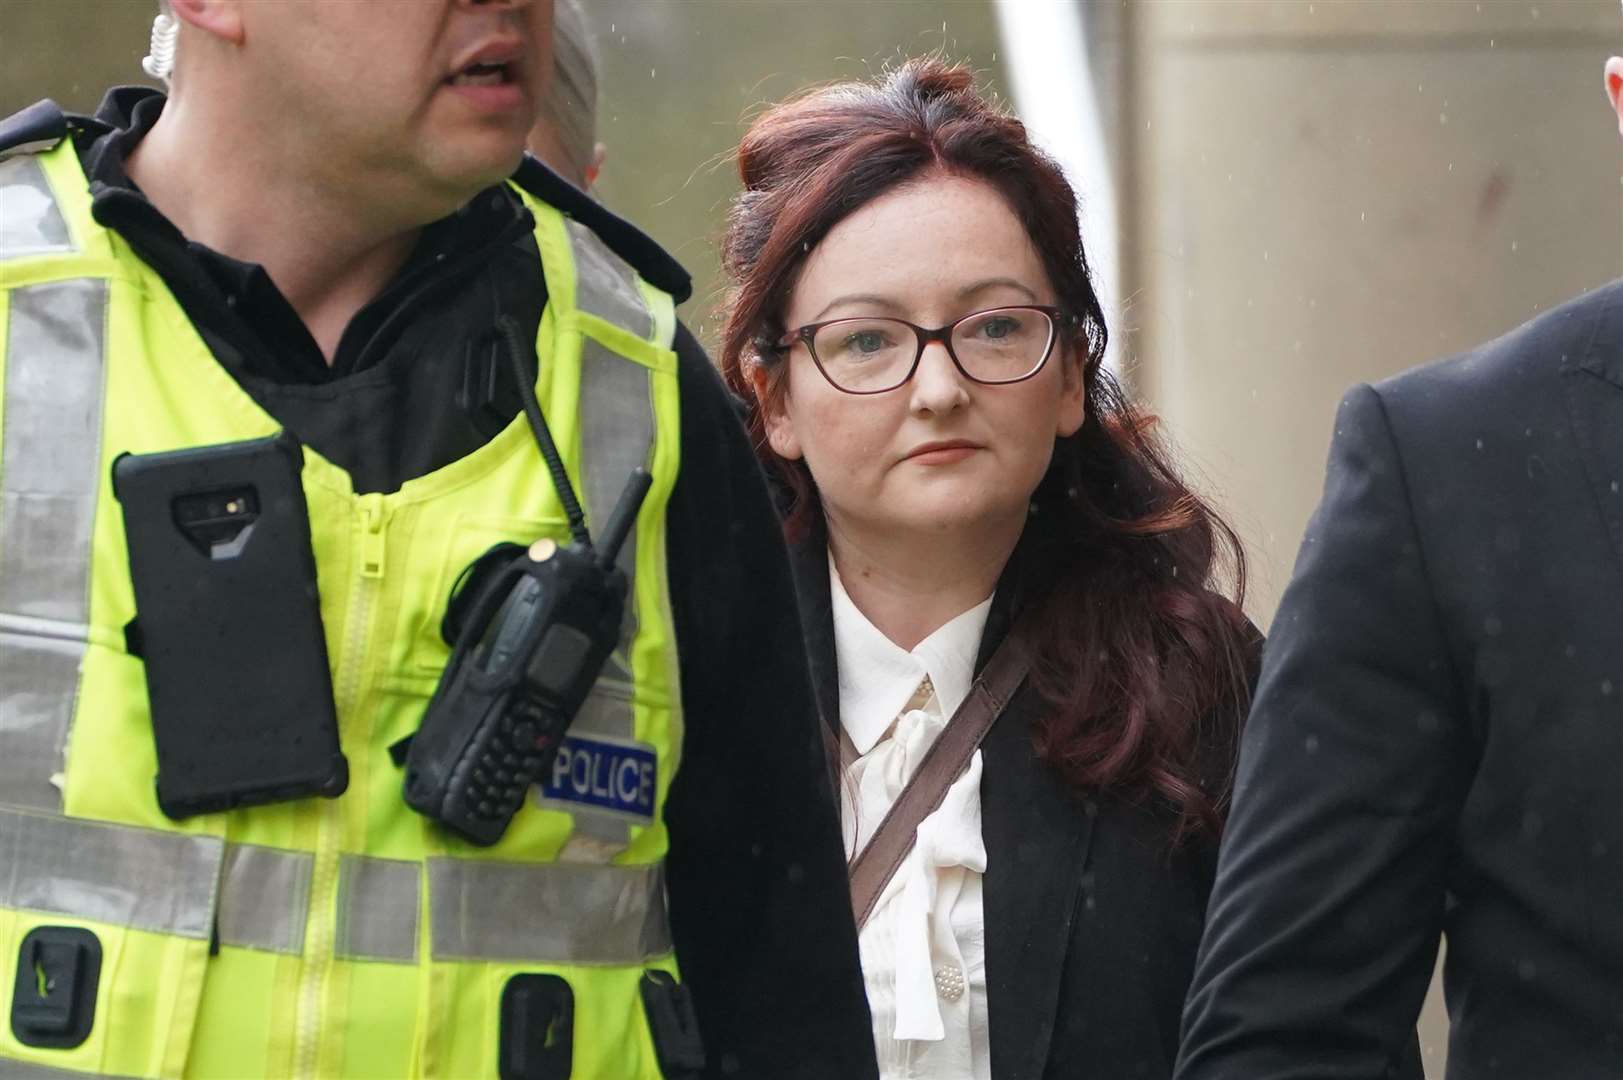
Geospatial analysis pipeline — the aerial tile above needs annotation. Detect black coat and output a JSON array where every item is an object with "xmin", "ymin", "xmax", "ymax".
[
  {"xmin": 790, "ymin": 528, "xmax": 1247, "ymax": 1080},
  {"xmin": 1177, "ymin": 280, "xmax": 1623, "ymax": 1080}
]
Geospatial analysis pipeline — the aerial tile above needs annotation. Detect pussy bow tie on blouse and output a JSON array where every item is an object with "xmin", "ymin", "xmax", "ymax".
[{"xmin": 846, "ymin": 693, "xmax": 987, "ymax": 1042}]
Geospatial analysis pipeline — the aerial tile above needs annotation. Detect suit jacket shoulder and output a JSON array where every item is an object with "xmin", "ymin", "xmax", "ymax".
[
  {"xmin": 1178, "ymin": 277, "xmax": 1623, "ymax": 1080},
  {"xmin": 1373, "ymin": 277, "xmax": 1623, "ymax": 426}
]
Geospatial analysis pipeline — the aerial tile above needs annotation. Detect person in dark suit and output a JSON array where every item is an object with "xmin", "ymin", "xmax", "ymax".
[
  {"xmin": 1174, "ymin": 47, "xmax": 1623, "ymax": 1080},
  {"xmin": 714, "ymin": 58, "xmax": 1257, "ymax": 1079}
]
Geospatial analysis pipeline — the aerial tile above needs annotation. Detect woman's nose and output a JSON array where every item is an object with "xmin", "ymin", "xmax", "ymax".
[{"xmin": 908, "ymin": 341, "xmax": 971, "ymax": 415}]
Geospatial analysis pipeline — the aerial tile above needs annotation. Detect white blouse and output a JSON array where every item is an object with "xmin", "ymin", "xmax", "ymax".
[{"xmin": 831, "ymin": 560, "xmax": 994, "ymax": 1080}]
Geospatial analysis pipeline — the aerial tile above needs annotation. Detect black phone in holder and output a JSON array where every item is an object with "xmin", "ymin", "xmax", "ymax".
[{"xmin": 112, "ymin": 432, "xmax": 347, "ymax": 819}]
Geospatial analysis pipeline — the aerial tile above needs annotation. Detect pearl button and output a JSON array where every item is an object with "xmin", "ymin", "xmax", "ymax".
[
  {"xmin": 904, "ymin": 676, "xmax": 935, "ymax": 713},
  {"xmin": 934, "ymin": 965, "xmax": 965, "ymax": 1002}
]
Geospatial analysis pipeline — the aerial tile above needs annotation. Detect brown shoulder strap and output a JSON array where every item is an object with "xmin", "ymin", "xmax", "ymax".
[{"xmin": 846, "ymin": 629, "xmax": 1031, "ymax": 932}]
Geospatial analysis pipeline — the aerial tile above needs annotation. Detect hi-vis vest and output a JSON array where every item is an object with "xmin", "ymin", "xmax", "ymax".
[{"xmin": 0, "ymin": 131, "xmax": 686, "ymax": 1078}]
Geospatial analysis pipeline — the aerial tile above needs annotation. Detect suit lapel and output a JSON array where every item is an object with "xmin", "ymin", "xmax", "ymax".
[{"xmin": 1565, "ymin": 284, "xmax": 1623, "ymax": 579}]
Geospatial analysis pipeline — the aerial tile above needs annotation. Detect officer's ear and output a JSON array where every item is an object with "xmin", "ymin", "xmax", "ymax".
[
  {"xmin": 1607, "ymin": 57, "xmax": 1623, "ymax": 139},
  {"xmin": 747, "ymin": 354, "xmax": 803, "ymax": 462},
  {"xmin": 584, "ymin": 143, "xmax": 606, "ymax": 190},
  {"xmin": 168, "ymin": 0, "xmax": 245, "ymax": 46}
]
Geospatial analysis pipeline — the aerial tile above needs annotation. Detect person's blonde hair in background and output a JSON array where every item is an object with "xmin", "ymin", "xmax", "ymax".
[{"xmin": 528, "ymin": 0, "xmax": 604, "ymax": 190}]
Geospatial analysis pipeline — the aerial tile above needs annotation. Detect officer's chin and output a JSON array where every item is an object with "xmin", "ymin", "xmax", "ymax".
[
  {"xmin": 466, "ymin": 148, "xmax": 527, "ymax": 189},
  {"xmin": 421, "ymin": 145, "xmax": 527, "ymax": 208}
]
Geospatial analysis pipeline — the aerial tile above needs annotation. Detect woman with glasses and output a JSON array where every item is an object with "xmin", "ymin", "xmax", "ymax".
[{"xmin": 718, "ymin": 58, "xmax": 1259, "ymax": 1080}]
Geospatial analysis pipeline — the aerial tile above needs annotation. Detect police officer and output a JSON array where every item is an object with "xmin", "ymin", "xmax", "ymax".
[{"xmin": 0, "ymin": 2, "xmax": 875, "ymax": 1077}]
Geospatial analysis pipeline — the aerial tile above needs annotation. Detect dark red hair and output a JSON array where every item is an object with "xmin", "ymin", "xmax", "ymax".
[{"xmin": 719, "ymin": 58, "xmax": 1253, "ymax": 842}]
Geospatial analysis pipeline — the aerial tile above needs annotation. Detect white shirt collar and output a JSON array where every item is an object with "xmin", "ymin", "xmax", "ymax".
[{"xmin": 830, "ymin": 555, "xmax": 994, "ymax": 756}]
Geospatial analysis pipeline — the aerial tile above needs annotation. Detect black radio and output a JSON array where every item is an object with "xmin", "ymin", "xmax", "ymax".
[
  {"xmin": 403, "ymin": 469, "xmax": 649, "ymax": 846},
  {"xmin": 401, "ymin": 315, "xmax": 652, "ymax": 846}
]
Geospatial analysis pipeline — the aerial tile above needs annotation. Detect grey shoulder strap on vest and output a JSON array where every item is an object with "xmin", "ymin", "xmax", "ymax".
[
  {"xmin": 547, "ymin": 216, "xmax": 662, "ymax": 857},
  {"xmin": 0, "ymin": 99, "xmax": 68, "ymax": 161},
  {"xmin": 0, "ymin": 127, "xmax": 105, "ymax": 812},
  {"xmin": 846, "ymin": 624, "xmax": 1032, "ymax": 931}
]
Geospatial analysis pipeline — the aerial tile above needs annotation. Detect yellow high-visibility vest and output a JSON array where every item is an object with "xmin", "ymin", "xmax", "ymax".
[{"xmin": 0, "ymin": 132, "xmax": 686, "ymax": 1078}]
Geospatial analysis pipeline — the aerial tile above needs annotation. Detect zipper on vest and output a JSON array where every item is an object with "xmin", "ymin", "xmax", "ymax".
[
  {"xmin": 294, "ymin": 493, "xmax": 389, "ymax": 1079},
  {"xmin": 358, "ymin": 498, "xmax": 389, "ymax": 579}
]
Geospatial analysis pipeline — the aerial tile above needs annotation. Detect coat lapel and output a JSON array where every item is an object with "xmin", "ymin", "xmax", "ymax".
[
  {"xmin": 976, "ymin": 560, "xmax": 1094, "ymax": 1080},
  {"xmin": 1565, "ymin": 283, "xmax": 1623, "ymax": 580},
  {"xmin": 980, "ymin": 687, "xmax": 1094, "ymax": 1080}
]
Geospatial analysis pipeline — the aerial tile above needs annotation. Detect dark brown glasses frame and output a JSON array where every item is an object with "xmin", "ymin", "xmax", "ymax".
[{"xmin": 774, "ymin": 304, "xmax": 1076, "ymax": 395}]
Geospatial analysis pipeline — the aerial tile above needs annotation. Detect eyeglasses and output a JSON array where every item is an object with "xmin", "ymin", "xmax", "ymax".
[{"xmin": 775, "ymin": 305, "xmax": 1072, "ymax": 395}]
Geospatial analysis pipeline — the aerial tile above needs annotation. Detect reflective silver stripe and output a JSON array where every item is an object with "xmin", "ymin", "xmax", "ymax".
[
  {"xmin": 0, "ymin": 279, "xmax": 109, "ymax": 812},
  {"xmin": 217, "ymin": 843, "xmax": 312, "ymax": 955},
  {"xmin": 0, "ymin": 155, "xmax": 73, "ymax": 259},
  {"xmin": 564, "ymin": 219, "xmax": 652, "ymax": 340},
  {"xmin": 565, "ymin": 226, "xmax": 664, "ymax": 852},
  {"xmin": 428, "ymin": 858, "xmax": 670, "ymax": 964},
  {"xmin": 568, "ymin": 228, "xmax": 658, "ymax": 646},
  {"xmin": 334, "ymin": 854, "xmax": 420, "ymax": 963},
  {"xmin": 0, "ymin": 807, "xmax": 222, "ymax": 938},
  {"xmin": 0, "ymin": 136, "xmax": 66, "ymax": 164},
  {"xmin": 569, "ymin": 338, "xmax": 653, "ymax": 855},
  {"xmin": 579, "ymin": 334, "xmax": 655, "ymax": 664}
]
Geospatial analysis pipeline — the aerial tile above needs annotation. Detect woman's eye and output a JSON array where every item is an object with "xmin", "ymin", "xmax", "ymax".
[
  {"xmin": 978, "ymin": 316, "xmax": 1019, "ymax": 340},
  {"xmin": 845, "ymin": 331, "xmax": 890, "ymax": 354}
]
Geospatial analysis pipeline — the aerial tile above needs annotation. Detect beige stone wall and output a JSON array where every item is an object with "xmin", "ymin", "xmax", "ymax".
[
  {"xmin": 1121, "ymin": 1, "xmax": 1623, "ymax": 1071},
  {"xmin": 1126, "ymin": 0, "xmax": 1623, "ymax": 621}
]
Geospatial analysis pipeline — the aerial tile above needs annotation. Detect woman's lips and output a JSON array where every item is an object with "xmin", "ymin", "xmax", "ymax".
[{"xmin": 904, "ymin": 441, "xmax": 981, "ymax": 465}]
